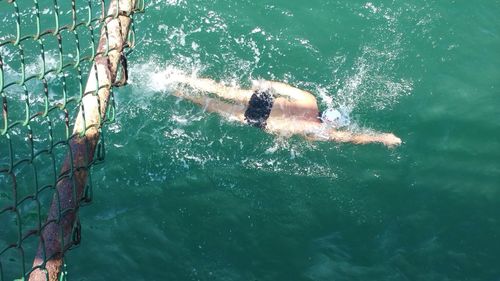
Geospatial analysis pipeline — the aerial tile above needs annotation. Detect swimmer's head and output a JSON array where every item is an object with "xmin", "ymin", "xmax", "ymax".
[{"xmin": 320, "ymin": 108, "xmax": 350, "ymax": 128}]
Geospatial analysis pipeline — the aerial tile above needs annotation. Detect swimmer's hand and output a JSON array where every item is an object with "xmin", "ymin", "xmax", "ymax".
[{"xmin": 379, "ymin": 133, "xmax": 402, "ymax": 148}]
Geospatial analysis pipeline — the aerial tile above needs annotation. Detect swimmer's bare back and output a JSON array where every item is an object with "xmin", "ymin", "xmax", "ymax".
[{"xmin": 171, "ymin": 76, "xmax": 402, "ymax": 148}]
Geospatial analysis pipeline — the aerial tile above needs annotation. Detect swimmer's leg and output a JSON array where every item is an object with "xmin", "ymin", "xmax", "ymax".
[
  {"xmin": 178, "ymin": 77, "xmax": 254, "ymax": 105},
  {"xmin": 173, "ymin": 91, "xmax": 246, "ymax": 122},
  {"xmin": 266, "ymin": 81, "xmax": 317, "ymax": 103}
]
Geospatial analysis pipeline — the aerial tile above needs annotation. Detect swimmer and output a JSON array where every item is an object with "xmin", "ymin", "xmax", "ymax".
[{"xmin": 170, "ymin": 76, "xmax": 402, "ymax": 148}]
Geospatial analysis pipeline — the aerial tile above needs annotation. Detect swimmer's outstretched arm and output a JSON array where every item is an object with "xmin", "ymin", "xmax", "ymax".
[
  {"xmin": 330, "ymin": 130, "xmax": 401, "ymax": 147},
  {"xmin": 305, "ymin": 128, "xmax": 402, "ymax": 148}
]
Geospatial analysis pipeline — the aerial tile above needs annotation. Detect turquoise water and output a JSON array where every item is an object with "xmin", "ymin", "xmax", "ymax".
[{"xmin": 2, "ymin": 0, "xmax": 500, "ymax": 280}]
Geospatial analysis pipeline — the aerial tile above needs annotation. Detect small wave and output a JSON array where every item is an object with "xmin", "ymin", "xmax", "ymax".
[{"xmin": 241, "ymin": 139, "xmax": 339, "ymax": 178}]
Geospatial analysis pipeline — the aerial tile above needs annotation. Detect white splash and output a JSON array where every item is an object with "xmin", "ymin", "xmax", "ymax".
[
  {"xmin": 128, "ymin": 60, "xmax": 202, "ymax": 94},
  {"xmin": 364, "ymin": 2, "xmax": 380, "ymax": 14}
]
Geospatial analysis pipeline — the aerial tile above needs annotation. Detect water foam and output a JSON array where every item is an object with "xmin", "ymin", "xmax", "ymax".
[
  {"xmin": 329, "ymin": 3, "xmax": 414, "ymax": 114},
  {"xmin": 128, "ymin": 58, "xmax": 205, "ymax": 95}
]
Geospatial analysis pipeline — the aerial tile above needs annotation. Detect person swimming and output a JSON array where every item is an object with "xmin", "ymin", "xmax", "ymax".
[{"xmin": 170, "ymin": 76, "xmax": 402, "ymax": 148}]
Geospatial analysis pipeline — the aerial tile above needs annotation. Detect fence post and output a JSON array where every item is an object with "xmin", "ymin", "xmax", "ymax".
[{"xmin": 29, "ymin": 0, "xmax": 137, "ymax": 280}]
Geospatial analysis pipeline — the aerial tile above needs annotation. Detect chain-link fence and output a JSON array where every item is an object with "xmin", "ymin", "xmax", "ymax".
[{"xmin": 0, "ymin": 0, "xmax": 144, "ymax": 279}]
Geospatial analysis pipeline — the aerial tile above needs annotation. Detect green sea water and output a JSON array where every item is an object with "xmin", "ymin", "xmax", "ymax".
[{"xmin": 2, "ymin": 0, "xmax": 500, "ymax": 280}]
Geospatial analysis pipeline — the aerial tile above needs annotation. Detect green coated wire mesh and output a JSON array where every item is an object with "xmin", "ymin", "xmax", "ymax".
[{"xmin": 0, "ymin": 0, "xmax": 144, "ymax": 279}]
